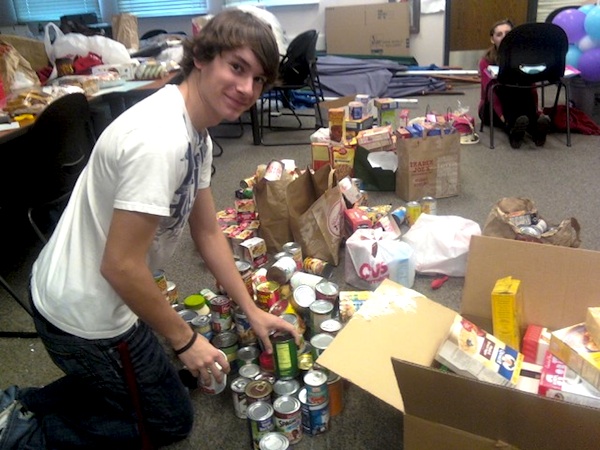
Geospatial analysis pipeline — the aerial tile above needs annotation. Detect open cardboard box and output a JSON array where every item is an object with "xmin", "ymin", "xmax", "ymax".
[{"xmin": 317, "ymin": 235, "xmax": 600, "ymax": 449}]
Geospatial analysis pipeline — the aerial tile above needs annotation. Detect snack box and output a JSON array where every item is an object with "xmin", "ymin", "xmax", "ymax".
[
  {"xmin": 317, "ymin": 236, "xmax": 600, "ymax": 449},
  {"xmin": 239, "ymin": 237, "xmax": 268, "ymax": 269},
  {"xmin": 491, "ymin": 276, "xmax": 522, "ymax": 350},
  {"xmin": 549, "ymin": 322, "xmax": 600, "ymax": 391},
  {"xmin": 522, "ymin": 324, "xmax": 551, "ymax": 365},
  {"xmin": 539, "ymin": 351, "xmax": 600, "ymax": 408}
]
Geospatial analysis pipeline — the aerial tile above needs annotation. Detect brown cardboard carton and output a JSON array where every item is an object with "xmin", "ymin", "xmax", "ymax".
[
  {"xmin": 317, "ymin": 235, "xmax": 600, "ymax": 449},
  {"xmin": 325, "ymin": 3, "xmax": 410, "ymax": 57}
]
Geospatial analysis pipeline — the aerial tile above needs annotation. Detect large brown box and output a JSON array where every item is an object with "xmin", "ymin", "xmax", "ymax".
[{"xmin": 325, "ymin": 3, "xmax": 410, "ymax": 57}]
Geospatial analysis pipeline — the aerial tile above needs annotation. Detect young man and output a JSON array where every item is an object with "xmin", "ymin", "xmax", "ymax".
[{"xmin": 19, "ymin": 9, "xmax": 298, "ymax": 448}]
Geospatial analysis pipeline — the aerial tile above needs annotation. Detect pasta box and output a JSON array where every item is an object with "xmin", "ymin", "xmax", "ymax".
[{"xmin": 317, "ymin": 235, "xmax": 600, "ymax": 449}]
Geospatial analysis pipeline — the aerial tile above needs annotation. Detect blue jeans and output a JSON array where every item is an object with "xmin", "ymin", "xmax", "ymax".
[{"xmin": 21, "ymin": 301, "xmax": 194, "ymax": 449}]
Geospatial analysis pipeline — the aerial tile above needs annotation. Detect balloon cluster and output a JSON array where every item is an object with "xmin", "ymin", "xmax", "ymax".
[{"xmin": 552, "ymin": 4, "xmax": 600, "ymax": 82}]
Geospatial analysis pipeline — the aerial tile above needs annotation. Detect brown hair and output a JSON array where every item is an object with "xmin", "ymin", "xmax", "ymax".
[
  {"xmin": 483, "ymin": 19, "xmax": 515, "ymax": 64},
  {"xmin": 179, "ymin": 9, "xmax": 280, "ymax": 90}
]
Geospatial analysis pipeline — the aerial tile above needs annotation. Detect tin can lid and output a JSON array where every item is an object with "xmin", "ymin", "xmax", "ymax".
[
  {"xmin": 245, "ymin": 380, "xmax": 273, "ymax": 399},
  {"xmin": 238, "ymin": 345, "xmax": 260, "ymax": 360},
  {"xmin": 209, "ymin": 295, "xmax": 231, "ymax": 306},
  {"xmin": 235, "ymin": 260, "xmax": 252, "ymax": 273},
  {"xmin": 177, "ymin": 309, "xmax": 198, "ymax": 323},
  {"xmin": 183, "ymin": 294, "xmax": 206, "ymax": 310},
  {"xmin": 320, "ymin": 318, "xmax": 342, "ymax": 334},
  {"xmin": 239, "ymin": 363, "xmax": 261, "ymax": 380},
  {"xmin": 310, "ymin": 333, "xmax": 334, "ymax": 350},
  {"xmin": 273, "ymin": 379, "xmax": 300, "ymax": 396},
  {"xmin": 274, "ymin": 251, "xmax": 293, "ymax": 261},
  {"xmin": 259, "ymin": 432, "xmax": 289, "ymax": 450},
  {"xmin": 315, "ymin": 280, "xmax": 339, "ymax": 296},
  {"xmin": 247, "ymin": 400, "xmax": 274, "ymax": 421},
  {"xmin": 303, "ymin": 369, "xmax": 328, "ymax": 387},
  {"xmin": 211, "ymin": 330, "xmax": 239, "ymax": 347},
  {"xmin": 292, "ymin": 285, "xmax": 316, "ymax": 309},
  {"xmin": 273, "ymin": 395, "xmax": 301, "ymax": 415},
  {"xmin": 309, "ymin": 299, "xmax": 334, "ymax": 314},
  {"xmin": 230, "ymin": 376, "xmax": 251, "ymax": 393},
  {"xmin": 269, "ymin": 299, "xmax": 289, "ymax": 316}
]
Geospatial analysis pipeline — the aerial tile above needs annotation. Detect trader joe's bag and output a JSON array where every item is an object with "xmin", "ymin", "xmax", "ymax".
[
  {"xmin": 345, "ymin": 228, "xmax": 415, "ymax": 290},
  {"xmin": 395, "ymin": 130, "xmax": 460, "ymax": 201},
  {"xmin": 287, "ymin": 165, "xmax": 344, "ymax": 265}
]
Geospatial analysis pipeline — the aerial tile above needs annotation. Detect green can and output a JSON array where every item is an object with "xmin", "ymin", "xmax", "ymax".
[{"xmin": 271, "ymin": 332, "xmax": 299, "ymax": 380}]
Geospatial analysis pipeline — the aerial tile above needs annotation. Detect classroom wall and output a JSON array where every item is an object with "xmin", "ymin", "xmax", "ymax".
[{"xmin": 0, "ymin": 0, "xmax": 445, "ymax": 66}]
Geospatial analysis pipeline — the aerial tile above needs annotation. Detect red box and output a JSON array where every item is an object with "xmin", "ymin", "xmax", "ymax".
[
  {"xmin": 344, "ymin": 208, "xmax": 371, "ymax": 238},
  {"xmin": 521, "ymin": 324, "xmax": 551, "ymax": 365}
]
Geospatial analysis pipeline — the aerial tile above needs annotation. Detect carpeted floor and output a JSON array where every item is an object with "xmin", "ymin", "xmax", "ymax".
[{"xmin": 1, "ymin": 81, "xmax": 599, "ymax": 449}]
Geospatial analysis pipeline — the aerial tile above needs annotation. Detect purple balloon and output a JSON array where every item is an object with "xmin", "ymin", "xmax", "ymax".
[
  {"xmin": 578, "ymin": 48, "xmax": 600, "ymax": 82},
  {"xmin": 553, "ymin": 9, "xmax": 588, "ymax": 43}
]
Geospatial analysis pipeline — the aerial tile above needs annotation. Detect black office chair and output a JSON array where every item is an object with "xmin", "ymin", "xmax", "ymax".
[
  {"xmin": 480, "ymin": 22, "xmax": 571, "ymax": 149},
  {"xmin": 24, "ymin": 93, "xmax": 96, "ymax": 243},
  {"xmin": 259, "ymin": 29, "xmax": 324, "ymax": 146}
]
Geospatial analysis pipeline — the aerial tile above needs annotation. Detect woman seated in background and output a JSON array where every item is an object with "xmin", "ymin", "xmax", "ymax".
[{"xmin": 478, "ymin": 19, "xmax": 551, "ymax": 149}]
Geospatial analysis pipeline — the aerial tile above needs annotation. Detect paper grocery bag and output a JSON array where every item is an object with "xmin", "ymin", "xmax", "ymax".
[
  {"xmin": 287, "ymin": 165, "xmax": 344, "ymax": 265},
  {"xmin": 395, "ymin": 131, "xmax": 460, "ymax": 201},
  {"xmin": 112, "ymin": 13, "xmax": 139, "ymax": 51},
  {"xmin": 254, "ymin": 177, "xmax": 294, "ymax": 253}
]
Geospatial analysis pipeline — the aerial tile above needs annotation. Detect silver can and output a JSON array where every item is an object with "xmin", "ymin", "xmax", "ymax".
[
  {"xmin": 231, "ymin": 376, "xmax": 251, "ymax": 419},
  {"xmin": 266, "ymin": 256, "xmax": 297, "ymax": 285},
  {"xmin": 247, "ymin": 401, "xmax": 275, "ymax": 450},
  {"xmin": 259, "ymin": 432, "xmax": 290, "ymax": 450},
  {"xmin": 273, "ymin": 379, "xmax": 300, "ymax": 399},
  {"xmin": 273, "ymin": 395, "xmax": 303, "ymax": 445},
  {"xmin": 420, "ymin": 196, "xmax": 437, "ymax": 215}
]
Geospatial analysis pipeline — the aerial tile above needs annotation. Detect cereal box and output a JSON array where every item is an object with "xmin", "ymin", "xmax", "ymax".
[
  {"xmin": 329, "ymin": 107, "xmax": 346, "ymax": 143},
  {"xmin": 435, "ymin": 315, "xmax": 523, "ymax": 387},
  {"xmin": 491, "ymin": 276, "xmax": 523, "ymax": 349}
]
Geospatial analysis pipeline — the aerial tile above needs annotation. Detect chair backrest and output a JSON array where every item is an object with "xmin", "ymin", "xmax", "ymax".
[
  {"xmin": 497, "ymin": 23, "xmax": 568, "ymax": 85},
  {"xmin": 279, "ymin": 30, "xmax": 318, "ymax": 86},
  {"xmin": 27, "ymin": 93, "xmax": 95, "ymax": 204}
]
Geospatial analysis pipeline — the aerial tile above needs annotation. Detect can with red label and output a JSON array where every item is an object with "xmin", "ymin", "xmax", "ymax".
[
  {"xmin": 210, "ymin": 295, "xmax": 232, "ymax": 333},
  {"xmin": 256, "ymin": 281, "xmax": 280, "ymax": 312},
  {"xmin": 273, "ymin": 395, "xmax": 303, "ymax": 444},
  {"xmin": 282, "ymin": 242, "xmax": 303, "ymax": 270},
  {"xmin": 315, "ymin": 280, "xmax": 339, "ymax": 305}
]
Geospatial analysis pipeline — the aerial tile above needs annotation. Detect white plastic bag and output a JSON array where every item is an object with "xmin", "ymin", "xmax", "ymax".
[
  {"xmin": 401, "ymin": 214, "xmax": 481, "ymax": 277},
  {"xmin": 345, "ymin": 228, "xmax": 415, "ymax": 291},
  {"xmin": 44, "ymin": 23, "xmax": 132, "ymax": 80}
]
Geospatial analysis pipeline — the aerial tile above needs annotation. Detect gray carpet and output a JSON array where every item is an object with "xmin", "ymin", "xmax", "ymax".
[{"xmin": 1, "ymin": 82, "xmax": 599, "ymax": 449}]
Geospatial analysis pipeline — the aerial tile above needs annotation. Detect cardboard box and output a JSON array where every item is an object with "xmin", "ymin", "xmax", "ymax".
[
  {"xmin": 315, "ymin": 96, "xmax": 354, "ymax": 128},
  {"xmin": 325, "ymin": 3, "xmax": 410, "ymax": 57},
  {"xmin": 317, "ymin": 235, "xmax": 600, "ymax": 449}
]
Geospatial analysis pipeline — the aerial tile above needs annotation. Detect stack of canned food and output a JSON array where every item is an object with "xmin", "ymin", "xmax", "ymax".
[{"xmin": 159, "ymin": 241, "xmax": 347, "ymax": 449}]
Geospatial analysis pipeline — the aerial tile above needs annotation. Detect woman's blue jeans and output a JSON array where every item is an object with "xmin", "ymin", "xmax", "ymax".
[{"xmin": 21, "ymin": 301, "xmax": 194, "ymax": 449}]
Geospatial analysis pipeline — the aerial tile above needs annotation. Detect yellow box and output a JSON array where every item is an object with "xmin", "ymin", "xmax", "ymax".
[
  {"xmin": 586, "ymin": 307, "xmax": 600, "ymax": 345},
  {"xmin": 491, "ymin": 276, "xmax": 522, "ymax": 349}
]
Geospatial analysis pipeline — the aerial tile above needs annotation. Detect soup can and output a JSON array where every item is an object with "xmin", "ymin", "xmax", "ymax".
[
  {"xmin": 420, "ymin": 196, "xmax": 437, "ymax": 215},
  {"xmin": 166, "ymin": 281, "xmax": 178, "ymax": 305},
  {"xmin": 327, "ymin": 372, "xmax": 344, "ymax": 417},
  {"xmin": 273, "ymin": 395, "xmax": 303, "ymax": 445},
  {"xmin": 246, "ymin": 379, "xmax": 274, "ymax": 406},
  {"xmin": 271, "ymin": 332, "xmax": 299, "ymax": 380},
  {"xmin": 303, "ymin": 257, "xmax": 333, "ymax": 278},
  {"xmin": 273, "ymin": 379, "xmax": 300, "ymax": 399},
  {"xmin": 309, "ymin": 300, "xmax": 334, "ymax": 336},
  {"xmin": 239, "ymin": 363, "xmax": 261, "ymax": 381},
  {"xmin": 209, "ymin": 295, "xmax": 232, "ymax": 333},
  {"xmin": 291, "ymin": 285, "xmax": 316, "ymax": 315},
  {"xmin": 315, "ymin": 280, "xmax": 339, "ymax": 304},
  {"xmin": 238, "ymin": 345, "xmax": 260, "ymax": 366},
  {"xmin": 259, "ymin": 432, "xmax": 290, "ymax": 450},
  {"xmin": 303, "ymin": 369, "xmax": 329, "ymax": 406},
  {"xmin": 247, "ymin": 401, "xmax": 275, "ymax": 450},
  {"xmin": 236, "ymin": 260, "xmax": 255, "ymax": 298},
  {"xmin": 319, "ymin": 318, "xmax": 342, "ymax": 336},
  {"xmin": 406, "ymin": 201, "xmax": 422, "ymax": 226},
  {"xmin": 266, "ymin": 257, "xmax": 297, "ymax": 285},
  {"xmin": 234, "ymin": 306, "xmax": 257, "ymax": 346},
  {"xmin": 211, "ymin": 331, "xmax": 239, "ymax": 372},
  {"xmin": 310, "ymin": 333, "xmax": 334, "ymax": 361},
  {"xmin": 289, "ymin": 272, "xmax": 324, "ymax": 291},
  {"xmin": 200, "ymin": 350, "xmax": 228, "ymax": 395},
  {"xmin": 231, "ymin": 376, "xmax": 251, "ymax": 419},
  {"xmin": 298, "ymin": 387, "xmax": 330, "ymax": 436},
  {"xmin": 190, "ymin": 314, "xmax": 213, "ymax": 340},
  {"xmin": 256, "ymin": 281, "xmax": 280, "ymax": 312},
  {"xmin": 282, "ymin": 242, "xmax": 303, "ymax": 270}
]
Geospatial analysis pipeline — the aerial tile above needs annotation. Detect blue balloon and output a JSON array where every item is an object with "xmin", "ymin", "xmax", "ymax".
[
  {"xmin": 578, "ymin": 48, "xmax": 600, "ymax": 82},
  {"xmin": 553, "ymin": 9, "xmax": 588, "ymax": 43},
  {"xmin": 566, "ymin": 44, "xmax": 582, "ymax": 68},
  {"xmin": 579, "ymin": 5, "xmax": 595, "ymax": 15},
  {"xmin": 584, "ymin": 6, "xmax": 600, "ymax": 40}
]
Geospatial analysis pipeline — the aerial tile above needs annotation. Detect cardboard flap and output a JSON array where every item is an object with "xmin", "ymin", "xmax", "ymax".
[
  {"xmin": 392, "ymin": 358, "xmax": 600, "ymax": 449},
  {"xmin": 316, "ymin": 279, "xmax": 457, "ymax": 411},
  {"xmin": 462, "ymin": 236, "xmax": 600, "ymax": 331}
]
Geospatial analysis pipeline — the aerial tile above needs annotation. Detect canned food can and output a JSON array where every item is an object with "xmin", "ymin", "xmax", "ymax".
[
  {"xmin": 236, "ymin": 260, "xmax": 255, "ymax": 298},
  {"xmin": 211, "ymin": 330, "xmax": 239, "ymax": 372},
  {"xmin": 209, "ymin": 295, "xmax": 233, "ymax": 333},
  {"xmin": 273, "ymin": 251, "xmax": 293, "ymax": 261},
  {"xmin": 348, "ymin": 101, "xmax": 363, "ymax": 120},
  {"xmin": 201, "ymin": 350, "xmax": 228, "ymax": 395},
  {"xmin": 246, "ymin": 379, "xmax": 274, "ymax": 405},
  {"xmin": 298, "ymin": 387, "xmax": 330, "ymax": 436},
  {"xmin": 391, "ymin": 206, "xmax": 407, "ymax": 226},
  {"xmin": 233, "ymin": 306, "xmax": 257, "ymax": 346},
  {"xmin": 256, "ymin": 281, "xmax": 280, "ymax": 312},
  {"xmin": 309, "ymin": 300, "xmax": 334, "ymax": 336},
  {"xmin": 231, "ymin": 376, "xmax": 251, "ymax": 419},
  {"xmin": 327, "ymin": 373, "xmax": 344, "ymax": 417},
  {"xmin": 281, "ymin": 312, "xmax": 307, "ymax": 350},
  {"xmin": 190, "ymin": 314, "xmax": 213, "ymax": 340},
  {"xmin": 153, "ymin": 269, "xmax": 168, "ymax": 295},
  {"xmin": 264, "ymin": 160, "xmax": 285, "ymax": 181},
  {"xmin": 199, "ymin": 288, "xmax": 218, "ymax": 302},
  {"xmin": 289, "ymin": 272, "xmax": 324, "ymax": 291},
  {"xmin": 273, "ymin": 395, "xmax": 303, "ymax": 444},
  {"xmin": 166, "ymin": 281, "xmax": 178, "ymax": 304},
  {"xmin": 259, "ymin": 351, "xmax": 275, "ymax": 374},
  {"xmin": 406, "ymin": 201, "xmax": 422, "ymax": 226},
  {"xmin": 184, "ymin": 294, "xmax": 210, "ymax": 315},
  {"xmin": 239, "ymin": 363, "xmax": 261, "ymax": 381},
  {"xmin": 273, "ymin": 379, "xmax": 300, "ymax": 399},
  {"xmin": 271, "ymin": 332, "xmax": 299, "ymax": 380},
  {"xmin": 266, "ymin": 257, "xmax": 297, "ymax": 285},
  {"xmin": 240, "ymin": 176, "xmax": 256, "ymax": 189},
  {"xmin": 282, "ymin": 242, "xmax": 303, "ymax": 271},
  {"xmin": 420, "ymin": 196, "xmax": 437, "ymax": 215},
  {"xmin": 290, "ymin": 285, "xmax": 316, "ymax": 314},
  {"xmin": 315, "ymin": 280, "xmax": 339, "ymax": 304},
  {"xmin": 259, "ymin": 432, "xmax": 290, "ymax": 450},
  {"xmin": 177, "ymin": 308, "xmax": 198, "ymax": 326},
  {"xmin": 302, "ymin": 257, "xmax": 334, "ymax": 278},
  {"xmin": 297, "ymin": 352, "xmax": 314, "ymax": 374},
  {"xmin": 247, "ymin": 401, "xmax": 275, "ymax": 450},
  {"xmin": 268, "ymin": 298, "xmax": 290, "ymax": 317},
  {"xmin": 303, "ymin": 369, "xmax": 329, "ymax": 406},
  {"xmin": 319, "ymin": 318, "xmax": 342, "ymax": 336},
  {"xmin": 310, "ymin": 333, "xmax": 334, "ymax": 361},
  {"xmin": 238, "ymin": 345, "xmax": 260, "ymax": 366}
]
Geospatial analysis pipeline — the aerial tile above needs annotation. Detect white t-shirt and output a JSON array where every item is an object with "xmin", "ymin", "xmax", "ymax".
[{"xmin": 30, "ymin": 84, "xmax": 213, "ymax": 339}]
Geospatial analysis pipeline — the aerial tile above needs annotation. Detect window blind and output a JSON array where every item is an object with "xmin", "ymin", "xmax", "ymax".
[
  {"xmin": 224, "ymin": 0, "xmax": 319, "ymax": 7},
  {"xmin": 117, "ymin": 0, "xmax": 208, "ymax": 18},
  {"xmin": 13, "ymin": 0, "xmax": 101, "ymax": 22}
]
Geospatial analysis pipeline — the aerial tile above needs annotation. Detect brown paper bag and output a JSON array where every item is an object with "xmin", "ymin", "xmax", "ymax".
[
  {"xmin": 112, "ymin": 14, "xmax": 139, "ymax": 51},
  {"xmin": 0, "ymin": 41, "xmax": 40, "ymax": 95},
  {"xmin": 482, "ymin": 197, "xmax": 581, "ymax": 247},
  {"xmin": 254, "ymin": 176, "xmax": 294, "ymax": 253},
  {"xmin": 287, "ymin": 165, "xmax": 344, "ymax": 265},
  {"xmin": 395, "ymin": 131, "xmax": 460, "ymax": 201}
]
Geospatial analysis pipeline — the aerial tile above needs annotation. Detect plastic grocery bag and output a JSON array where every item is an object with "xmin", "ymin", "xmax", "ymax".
[
  {"xmin": 44, "ymin": 23, "xmax": 132, "ymax": 80},
  {"xmin": 345, "ymin": 228, "xmax": 415, "ymax": 290},
  {"xmin": 402, "ymin": 213, "xmax": 481, "ymax": 277}
]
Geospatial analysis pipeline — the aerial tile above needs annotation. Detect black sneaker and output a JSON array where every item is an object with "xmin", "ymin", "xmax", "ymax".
[
  {"xmin": 509, "ymin": 115, "xmax": 529, "ymax": 149},
  {"xmin": 534, "ymin": 114, "xmax": 551, "ymax": 147}
]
